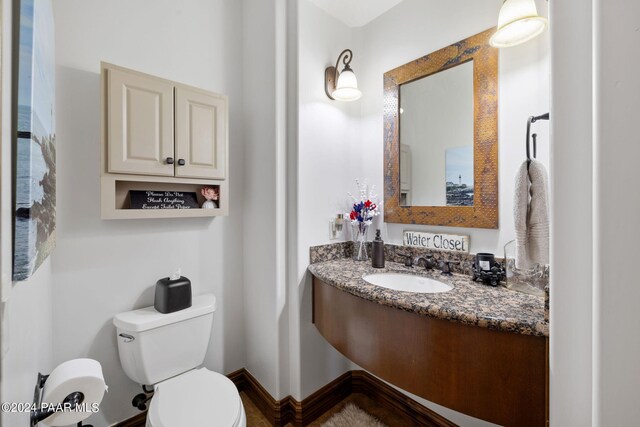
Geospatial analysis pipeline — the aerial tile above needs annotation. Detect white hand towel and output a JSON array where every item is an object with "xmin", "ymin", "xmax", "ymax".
[{"xmin": 514, "ymin": 159, "xmax": 550, "ymax": 270}]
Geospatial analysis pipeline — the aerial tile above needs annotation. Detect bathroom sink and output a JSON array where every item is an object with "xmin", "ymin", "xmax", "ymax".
[{"xmin": 362, "ymin": 273, "xmax": 453, "ymax": 293}]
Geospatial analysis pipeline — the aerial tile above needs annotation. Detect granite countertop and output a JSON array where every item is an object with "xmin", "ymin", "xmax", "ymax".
[{"xmin": 309, "ymin": 258, "xmax": 549, "ymax": 337}]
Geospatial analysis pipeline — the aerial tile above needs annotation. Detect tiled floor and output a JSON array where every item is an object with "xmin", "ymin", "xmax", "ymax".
[
  {"xmin": 241, "ymin": 391, "xmax": 273, "ymax": 427},
  {"xmin": 240, "ymin": 391, "xmax": 417, "ymax": 427}
]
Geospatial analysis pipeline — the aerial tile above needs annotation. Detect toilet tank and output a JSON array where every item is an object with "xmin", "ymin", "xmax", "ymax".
[{"xmin": 113, "ymin": 294, "xmax": 216, "ymax": 385}]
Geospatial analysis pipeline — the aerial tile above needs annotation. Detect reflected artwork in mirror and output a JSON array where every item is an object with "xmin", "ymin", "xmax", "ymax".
[
  {"xmin": 384, "ymin": 28, "xmax": 498, "ymax": 229},
  {"xmin": 445, "ymin": 145, "xmax": 474, "ymax": 206}
]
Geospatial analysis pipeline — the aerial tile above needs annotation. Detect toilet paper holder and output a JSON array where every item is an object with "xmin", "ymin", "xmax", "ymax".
[{"xmin": 30, "ymin": 372, "xmax": 93, "ymax": 427}]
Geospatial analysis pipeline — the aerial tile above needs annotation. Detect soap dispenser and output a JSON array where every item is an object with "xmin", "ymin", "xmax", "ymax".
[{"xmin": 372, "ymin": 229, "xmax": 385, "ymax": 268}]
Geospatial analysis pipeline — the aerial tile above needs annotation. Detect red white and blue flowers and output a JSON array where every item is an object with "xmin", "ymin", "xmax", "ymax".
[
  {"xmin": 347, "ymin": 180, "xmax": 381, "ymax": 261},
  {"xmin": 347, "ymin": 180, "xmax": 381, "ymax": 226}
]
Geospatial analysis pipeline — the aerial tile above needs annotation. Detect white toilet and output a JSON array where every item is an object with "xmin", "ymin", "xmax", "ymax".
[{"xmin": 113, "ymin": 294, "xmax": 246, "ymax": 427}]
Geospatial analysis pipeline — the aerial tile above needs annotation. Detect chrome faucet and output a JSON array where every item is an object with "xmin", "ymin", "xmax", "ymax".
[{"xmin": 414, "ymin": 255, "xmax": 437, "ymax": 270}]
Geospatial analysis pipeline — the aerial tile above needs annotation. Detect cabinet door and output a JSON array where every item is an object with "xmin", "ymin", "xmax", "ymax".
[
  {"xmin": 174, "ymin": 87, "xmax": 227, "ymax": 180},
  {"xmin": 108, "ymin": 68, "xmax": 175, "ymax": 176}
]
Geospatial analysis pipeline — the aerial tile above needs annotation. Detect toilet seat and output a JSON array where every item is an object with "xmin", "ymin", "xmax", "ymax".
[{"xmin": 146, "ymin": 368, "xmax": 244, "ymax": 427}]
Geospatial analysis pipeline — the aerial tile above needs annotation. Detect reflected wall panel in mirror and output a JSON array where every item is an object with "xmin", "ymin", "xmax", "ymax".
[
  {"xmin": 384, "ymin": 28, "xmax": 499, "ymax": 229},
  {"xmin": 400, "ymin": 60, "xmax": 474, "ymax": 207}
]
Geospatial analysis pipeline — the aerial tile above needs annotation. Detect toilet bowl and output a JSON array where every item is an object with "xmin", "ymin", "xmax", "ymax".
[
  {"xmin": 113, "ymin": 294, "xmax": 246, "ymax": 427},
  {"xmin": 146, "ymin": 368, "xmax": 246, "ymax": 427}
]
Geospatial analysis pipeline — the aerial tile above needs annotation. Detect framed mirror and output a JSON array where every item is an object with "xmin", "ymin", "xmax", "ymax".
[{"xmin": 383, "ymin": 28, "xmax": 499, "ymax": 229}]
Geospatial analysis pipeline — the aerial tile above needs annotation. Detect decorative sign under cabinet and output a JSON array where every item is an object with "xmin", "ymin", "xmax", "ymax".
[
  {"xmin": 129, "ymin": 190, "xmax": 199, "ymax": 210},
  {"xmin": 403, "ymin": 230, "xmax": 470, "ymax": 253}
]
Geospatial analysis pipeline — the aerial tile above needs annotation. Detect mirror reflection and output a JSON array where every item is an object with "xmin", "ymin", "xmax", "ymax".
[{"xmin": 399, "ymin": 60, "xmax": 474, "ymax": 207}]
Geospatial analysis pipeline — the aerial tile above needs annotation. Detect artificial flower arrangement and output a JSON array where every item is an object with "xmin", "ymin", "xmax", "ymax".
[
  {"xmin": 347, "ymin": 180, "xmax": 381, "ymax": 260},
  {"xmin": 200, "ymin": 186, "xmax": 219, "ymax": 209},
  {"xmin": 348, "ymin": 179, "xmax": 381, "ymax": 225}
]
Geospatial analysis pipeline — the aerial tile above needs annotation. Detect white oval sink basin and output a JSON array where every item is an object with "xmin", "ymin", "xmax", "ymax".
[{"xmin": 363, "ymin": 273, "xmax": 453, "ymax": 293}]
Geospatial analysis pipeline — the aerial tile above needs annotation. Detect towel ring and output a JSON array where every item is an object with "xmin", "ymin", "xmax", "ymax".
[{"xmin": 526, "ymin": 113, "xmax": 550, "ymax": 168}]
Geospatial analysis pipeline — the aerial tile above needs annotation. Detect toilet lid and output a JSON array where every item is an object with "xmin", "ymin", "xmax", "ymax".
[{"xmin": 148, "ymin": 368, "xmax": 241, "ymax": 427}]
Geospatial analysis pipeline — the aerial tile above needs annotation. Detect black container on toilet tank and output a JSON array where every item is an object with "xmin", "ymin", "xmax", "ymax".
[{"xmin": 154, "ymin": 270, "xmax": 192, "ymax": 313}]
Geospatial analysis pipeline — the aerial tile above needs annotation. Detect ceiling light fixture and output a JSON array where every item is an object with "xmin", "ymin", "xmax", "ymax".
[{"xmin": 490, "ymin": 0, "xmax": 548, "ymax": 48}]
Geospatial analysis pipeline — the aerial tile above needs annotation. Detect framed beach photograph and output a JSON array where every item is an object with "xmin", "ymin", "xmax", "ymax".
[{"xmin": 13, "ymin": 0, "xmax": 56, "ymax": 281}]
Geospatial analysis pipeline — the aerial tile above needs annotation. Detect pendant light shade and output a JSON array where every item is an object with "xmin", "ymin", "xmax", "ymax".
[{"xmin": 490, "ymin": 0, "xmax": 548, "ymax": 48}]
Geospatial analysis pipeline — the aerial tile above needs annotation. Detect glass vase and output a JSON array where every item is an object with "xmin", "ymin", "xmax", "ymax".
[
  {"xmin": 352, "ymin": 222, "xmax": 369, "ymax": 261},
  {"xmin": 503, "ymin": 239, "xmax": 549, "ymax": 297}
]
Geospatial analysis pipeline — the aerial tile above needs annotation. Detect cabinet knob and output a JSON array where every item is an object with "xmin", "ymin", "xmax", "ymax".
[
  {"xmin": 177, "ymin": 159, "xmax": 186, "ymax": 166},
  {"xmin": 166, "ymin": 157, "xmax": 174, "ymax": 165}
]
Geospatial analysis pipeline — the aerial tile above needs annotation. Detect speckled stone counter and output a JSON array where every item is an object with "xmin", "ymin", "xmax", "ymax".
[{"xmin": 309, "ymin": 258, "xmax": 549, "ymax": 337}]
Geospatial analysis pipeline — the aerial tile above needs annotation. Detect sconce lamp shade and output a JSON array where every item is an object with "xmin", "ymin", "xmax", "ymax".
[
  {"xmin": 332, "ymin": 68, "xmax": 362, "ymax": 101},
  {"xmin": 490, "ymin": 0, "xmax": 548, "ymax": 48},
  {"xmin": 325, "ymin": 49, "xmax": 362, "ymax": 102}
]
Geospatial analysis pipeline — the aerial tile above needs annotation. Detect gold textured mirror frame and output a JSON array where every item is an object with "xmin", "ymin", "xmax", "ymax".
[{"xmin": 384, "ymin": 28, "xmax": 499, "ymax": 229}]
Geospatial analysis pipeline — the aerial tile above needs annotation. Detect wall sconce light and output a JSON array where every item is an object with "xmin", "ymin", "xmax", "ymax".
[
  {"xmin": 489, "ymin": 0, "xmax": 548, "ymax": 48},
  {"xmin": 325, "ymin": 49, "xmax": 362, "ymax": 101}
]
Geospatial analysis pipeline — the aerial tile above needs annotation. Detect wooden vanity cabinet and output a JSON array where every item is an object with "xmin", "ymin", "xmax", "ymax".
[{"xmin": 313, "ymin": 276, "xmax": 548, "ymax": 427}]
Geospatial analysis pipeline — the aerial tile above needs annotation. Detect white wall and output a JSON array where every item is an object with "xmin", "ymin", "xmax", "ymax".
[
  {"xmin": 549, "ymin": 0, "xmax": 593, "ymax": 425},
  {"xmin": 241, "ymin": 0, "xmax": 280, "ymax": 399},
  {"xmin": 51, "ymin": 1, "xmax": 246, "ymax": 425},
  {"xmin": 549, "ymin": 1, "xmax": 640, "ymax": 424},
  {"xmin": 593, "ymin": 0, "xmax": 640, "ymax": 423},
  {"xmin": 1, "ymin": 262, "xmax": 55, "ymax": 427},
  {"xmin": 0, "ymin": 0, "xmax": 10, "ymax": 303},
  {"xmin": 291, "ymin": 0, "xmax": 361, "ymax": 399}
]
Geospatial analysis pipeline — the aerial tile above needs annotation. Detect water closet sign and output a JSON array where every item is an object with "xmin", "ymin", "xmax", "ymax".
[{"xmin": 403, "ymin": 231, "xmax": 470, "ymax": 253}]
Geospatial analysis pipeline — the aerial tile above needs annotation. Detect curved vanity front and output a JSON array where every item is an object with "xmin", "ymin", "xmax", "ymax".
[{"xmin": 309, "ymin": 259, "xmax": 548, "ymax": 427}]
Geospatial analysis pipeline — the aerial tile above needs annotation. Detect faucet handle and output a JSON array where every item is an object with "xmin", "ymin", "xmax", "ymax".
[
  {"xmin": 413, "ymin": 255, "xmax": 437, "ymax": 270},
  {"xmin": 398, "ymin": 252, "xmax": 413, "ymax": 267},
  {"xmin": 440, "ymin": 260, "xmax": 460, "ymax": 276}
]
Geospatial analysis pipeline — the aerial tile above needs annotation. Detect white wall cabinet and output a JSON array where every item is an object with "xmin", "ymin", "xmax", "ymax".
[
  {"xmin": 107, "ymin": 68, "xmax": 175, "ymax": 176},
  {"xmin": 101, "ymin": 63, "xmax": 229, "ymax": 219},
  {"xmin": 175, "ymin": 87, "xmax": 227, "ymax": 180}
]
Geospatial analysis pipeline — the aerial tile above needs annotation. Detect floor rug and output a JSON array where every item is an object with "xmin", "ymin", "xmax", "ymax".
[{"xmin": 321, "ymin": 403, "xmax": 388, "ymax": 427}]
